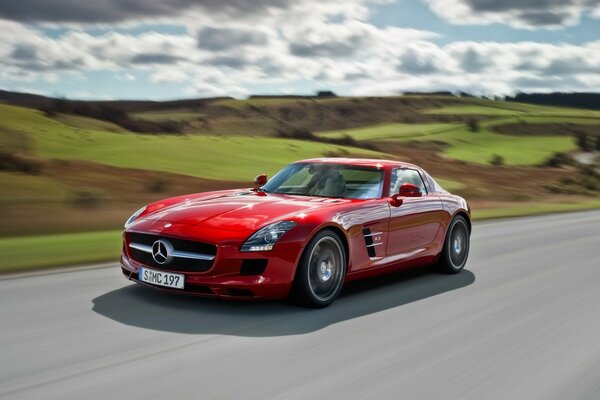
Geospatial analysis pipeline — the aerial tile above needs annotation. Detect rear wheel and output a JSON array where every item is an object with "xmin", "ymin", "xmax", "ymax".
[
  {"xmin": 292, "ymin": 229, "xmax": 346, "ymax": 308},
  {"xmin": 438, "ymin": 215, "xmax": 470, "ymax": 274}
]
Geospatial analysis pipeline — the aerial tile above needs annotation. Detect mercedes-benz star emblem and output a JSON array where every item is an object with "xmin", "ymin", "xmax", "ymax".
[{"xmin": 152, "ymin": 239, "xmax": 173, "ymax": 265}]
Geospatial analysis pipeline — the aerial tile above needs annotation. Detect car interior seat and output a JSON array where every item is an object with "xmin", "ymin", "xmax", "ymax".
[{"xmin": 316, "ymin": 171, "xmax": 347, "ymax": 197}]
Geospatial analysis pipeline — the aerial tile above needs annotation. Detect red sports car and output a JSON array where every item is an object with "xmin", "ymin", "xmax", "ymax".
[{"xmin": 121, "ymin": 158, "xmax": 471, "ymax": 307}]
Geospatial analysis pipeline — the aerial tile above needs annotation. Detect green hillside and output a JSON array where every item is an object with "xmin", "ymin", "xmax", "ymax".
[
  {"xmin": 0, "ymin": 103, "xmax": 384, "ymax": 181},
  {"xmin": 318, "ymin": 101, "xmax": 600, "ymax": 166}
]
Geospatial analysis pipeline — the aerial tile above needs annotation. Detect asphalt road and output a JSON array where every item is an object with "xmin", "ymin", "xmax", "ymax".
[{"xmin": 2, "ymin": 210, "xmax": 600, "ymax": 400}]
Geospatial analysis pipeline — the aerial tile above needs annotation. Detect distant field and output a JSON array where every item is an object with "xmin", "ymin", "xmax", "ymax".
[
  {"xmin": 0, "ymin": 104, "xmax": 384, "ymax": 181},
  {"xmin": 319, "ymin": 120, "xmax": 578, "ymax": 166},
  {"xmin": 53, "ymin": 113, "xmax": 128, "ymax": 133},
  {"xmin": 318, "ymin": 123, "xmax": 462, "ymax": 141},
  {"xmin": 426, "ymin": 105, "xmax": 525, "ymax": 116},
  {"xmin": 211, "ymin": 97, "xmax": 350, "ymax": 109},
  {"xmin": 317, "ymin": 98, "xmax": 600, "ymax": 166},
  {"xmin": 426, "ymin": 101, "xmax": 600, "ymax": 118},
  {"xmin": 439, "ymin": 126, "xmax": 576, "ymax": 165},
  {"xmin": 132, "ymin": 110, "xmax": 203, "ymax": 122}
]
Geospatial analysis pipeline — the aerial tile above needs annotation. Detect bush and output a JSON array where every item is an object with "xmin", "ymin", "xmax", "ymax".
[
  {"xmin": 489, "ymin": 154, "xmax": 505, "ymax": 166},
  {"xmin": 335, "ymin": 106, "xmax": 354, "ymax": 117},
  {"xmin": 467, "ymin": 118, "xmax": 480, "ymax": 132},
  {"xmin": 578, "ymin": 164, "xmax": 600, "ymax": 179},
  {"xmin": 276, "ymin": 127, "xmax": 315, "ymax": 140},
  {"xmin": 0, "ymin": 151, "xmax": 42, "ymax": 174},
  {"xmin": 575, "ymin": 132, "xmax": 591, "ymax": 151},
  {"xmin": 545, "ymin": 183, "xmax": 582, "ymax": 195},
  {"xmin": 71, "ymin": 190, "xmax": 104, "ymax": 208},
  {"xmin": 581, "ymin": 176, "xmax": 600, "ymax": 191},
  {"xmin": 316, "ymin": 90, "xmax": 336, "ymax": 98},
  {"xmin": 543, "ymin": 152, "xmax": 575, "ymax": 168},
  {"xmin": 324, "ymin": 148, "xmax": 350, "ymax": 157},
  {"xmin": 279, "ymin": 107, "xmax": 292, "ymax": 121},
  {"xmin": 545, "ymin": 164, "xmax": 600, "ymax": 195},
  {"xmin": 146, "ymin": 177, "xmax": 170, "ymax": 193}
]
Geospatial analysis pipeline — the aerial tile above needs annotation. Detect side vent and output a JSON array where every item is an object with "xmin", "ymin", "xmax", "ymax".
[
  {"xmin": 362, "ymin": 228, "xmax": 375, "ymax": 258},
  {"xmin": 363, "ymin": 228, "xmax": 384, "ymax": 258}
]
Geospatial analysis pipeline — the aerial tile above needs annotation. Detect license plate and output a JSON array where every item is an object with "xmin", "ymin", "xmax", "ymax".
[{"xmin": 138, "ymin": 267, "xmax": 184, "ymax": 289}]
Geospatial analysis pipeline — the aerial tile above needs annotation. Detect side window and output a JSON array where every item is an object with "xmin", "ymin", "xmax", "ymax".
[{"xmin": 390, "ymin": 169, "xmax": 428, "ymax": 195}]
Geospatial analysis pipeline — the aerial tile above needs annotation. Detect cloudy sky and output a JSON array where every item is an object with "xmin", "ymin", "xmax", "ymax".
[{"xmin": 0, "ymin": 0, "xmax": 599, "ymax": 99}]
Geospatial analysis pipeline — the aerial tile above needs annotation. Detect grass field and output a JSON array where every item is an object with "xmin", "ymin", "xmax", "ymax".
[
  {"xmin": 426, "ymin": 101, "xmax": 600, "ymax": 118},
  {"xmin": 0, "ymin": 230, "xmax": 122, "ymax": 272},
  {"xmin": 426, "ymin": 105, "xmax": 525, "ymax": 116},
  {"xmin": 471, "ymin": 200, "xmax": 600, "ymax": 220},
  {"xmin": 441, "ymin": 127, "xmax": 576, "ymax": 165},
  {"xmin": 319, "ymin": 121, "xmax": 577, "ymax": 165},
  {"xmin": 318, "ymin": 123, "xmax": 462, "ymax": 141},
  {"xmin": 0, "ymin": 103, "xmax": 384, "ymax": 180}
]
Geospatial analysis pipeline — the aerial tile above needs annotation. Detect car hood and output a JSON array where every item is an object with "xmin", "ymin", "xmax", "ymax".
[{"xmin": 142, "ymin": 191, "xmax": 348, "ymax": 232}]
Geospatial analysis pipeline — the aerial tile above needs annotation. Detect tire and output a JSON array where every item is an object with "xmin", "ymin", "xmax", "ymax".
[
  {"xmin": 437, "ymin": 215, "xmax": 470, "ymax": 274},
  {"xmin": 292, "ymin": 229, "xmax": 347, "ymax": 308}
]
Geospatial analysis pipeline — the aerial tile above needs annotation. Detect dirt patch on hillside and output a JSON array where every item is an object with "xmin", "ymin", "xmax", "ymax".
[
  {"xmin": 183, "ymin": 97, "xmax": 483, "ymax": 135},
  {"xmin": 0, "ymin": 160, "xmax": 245, "ymax": 236}
]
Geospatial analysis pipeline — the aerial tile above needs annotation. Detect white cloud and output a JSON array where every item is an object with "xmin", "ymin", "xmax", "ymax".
[
  {"xmin": 149, "ymin": 69, "xmax": 188, "ymax": 83},
  {"xmin": 425, "ymin": 0, "xmax": 600, "ymax": 29},
  {"xmin": 0, "ymin": 0, "xmax": 598, "ymax": 98},
  {"xmin": 349, "ymin": 40, "xmax": 600, "ymax": 96},
  {"xmin": 116, "ymin": 73, "xmax": 136, "ymax": 81}
]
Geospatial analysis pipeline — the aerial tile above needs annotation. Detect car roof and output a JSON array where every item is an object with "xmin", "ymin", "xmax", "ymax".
[{"xmin": 296, "ymin": 158, "xmax": 422, "ymax": 170}]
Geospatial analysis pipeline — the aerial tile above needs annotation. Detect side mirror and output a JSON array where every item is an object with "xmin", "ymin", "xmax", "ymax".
[
  {"xmin": 389, "ymin": 194, "xmax": 403, "ymax": 207},
  {"xmin": 253, "ymin": 174, "xmax": 267, "ymax": 191},
  {"xmin": 398, "ymin": 183, "xmax": 422, "ymax": 197}
]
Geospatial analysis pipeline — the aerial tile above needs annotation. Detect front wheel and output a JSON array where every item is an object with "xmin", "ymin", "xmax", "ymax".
[
  {"xmin": 437, "ymin": 215, "xmax": 470, "ymax": 274},
  {"xmin": 292, "ymin": 229, "xmax": 347, "ymax": 308}
]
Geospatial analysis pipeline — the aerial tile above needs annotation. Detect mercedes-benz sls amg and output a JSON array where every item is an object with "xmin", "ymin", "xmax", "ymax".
[{"xmin": 121, "ymin": 158, "xmax": 471, "ymax": 307}]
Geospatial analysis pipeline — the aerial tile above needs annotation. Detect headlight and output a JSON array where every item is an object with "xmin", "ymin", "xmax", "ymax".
[
  {"xmin": 240, "ymin": 221, "xmax": 297, "ymax": 252},
  {"xmin": 124, "ymin": 206, "xmax": 146, "ymax": 228}
]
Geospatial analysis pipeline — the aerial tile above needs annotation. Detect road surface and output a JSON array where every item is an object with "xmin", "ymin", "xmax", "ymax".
[{"xmin": 1, "ymin": 210, "xmax": 600, "ymax": 400}]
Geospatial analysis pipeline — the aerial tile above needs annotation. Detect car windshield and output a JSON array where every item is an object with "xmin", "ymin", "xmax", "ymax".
[{"xmin": 262, "ymin": 162, "xmax": 383, "ymax": 199}]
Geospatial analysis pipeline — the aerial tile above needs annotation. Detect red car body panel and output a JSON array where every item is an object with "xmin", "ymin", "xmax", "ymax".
[{"xmin": 121, "ymin": 158, "xmax": 470, "ymax": 300}]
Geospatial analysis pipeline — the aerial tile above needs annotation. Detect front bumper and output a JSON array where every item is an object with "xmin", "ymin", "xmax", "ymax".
[{"xmin": 120, "ymin": 240, "xmax": 304, "ymax": 300}]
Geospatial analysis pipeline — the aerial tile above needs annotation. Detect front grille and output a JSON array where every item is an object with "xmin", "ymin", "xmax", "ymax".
[{"xmin": 127, "ymin": 232, "xmax": 216, "ymax": 273}]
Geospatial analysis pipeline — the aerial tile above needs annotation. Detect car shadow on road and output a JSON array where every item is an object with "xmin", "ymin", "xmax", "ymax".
[{"xmin": 92, "ymin": 267, "xmax": 475, "ymax": 337}]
